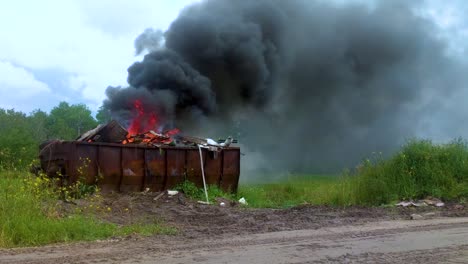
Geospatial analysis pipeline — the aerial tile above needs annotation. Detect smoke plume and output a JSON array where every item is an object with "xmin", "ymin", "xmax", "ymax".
[{"xmin": 101, "ymin": 0, "xmax": 466, "ymax": 177}]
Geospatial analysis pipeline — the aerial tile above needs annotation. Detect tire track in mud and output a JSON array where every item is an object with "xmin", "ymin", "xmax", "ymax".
[{"xmin": 1, "ymin": 217, "xmax": 468, "ymax": 264}]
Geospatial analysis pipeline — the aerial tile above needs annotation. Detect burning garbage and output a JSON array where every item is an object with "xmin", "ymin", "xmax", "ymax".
[
  {"xmin": 76, "ymin": 120, "xmax": 235, "ymax": 151},
  {"xmin": 39, "ymin": 116, "xmax": 240, "ymax": 193},
  {"xmin": 122, "ymin": 129, "xmax": 179, "ymax": 146},
  {"xmin": 76, "ymin": 99, "xmax": 236, "ymax": 151}
]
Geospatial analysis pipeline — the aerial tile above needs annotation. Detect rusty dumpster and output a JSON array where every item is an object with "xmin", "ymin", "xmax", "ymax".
[{"xmin": 39, "ymin": 141, "xmax": 241, "ymax": 192}]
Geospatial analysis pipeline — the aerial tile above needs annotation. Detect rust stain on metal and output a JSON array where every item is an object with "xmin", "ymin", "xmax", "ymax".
[{"xmin": 39, "ymin": 141, "xmax": 241, "ymax": 192}]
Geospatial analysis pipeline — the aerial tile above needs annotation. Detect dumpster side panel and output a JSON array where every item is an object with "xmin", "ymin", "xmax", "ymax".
[
  {"xmin": 204, "ymin": 151, "xmax": 222, "ymax": 186},
  {"xmin": 121, "ymin": 148, "xmax": 145, "ymax": 192},
  {"xmin": 40, "ymin": 141, "xmax": 72, "ymax": 179},
  {"xmin": 75, "ymin": 144, "xmax": 98, "ymax": 185},
  {"xmin": 186, "ymin": 150, "xmax": 203, "ymax": 187},
  {"xmin": 221, "ymin": 149, "xmax": 240, "ymax": 192},
  {"xmin": 165, "ymin": 149, "xmax": 186, "ymax": 188},
  {"xmin": 39, "ymin": 142, "xmax": 240, "ymax": 193},
  {"xmin": 144, "ymin": 148, "xmax": 166, "ymax": 191},
  {"xmin": 97, "ymin": 146, "xmax": 122, "ymax": 192}
]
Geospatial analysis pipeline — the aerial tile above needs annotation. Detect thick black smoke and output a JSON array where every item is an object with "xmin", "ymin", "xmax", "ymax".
[
  {"xmin": 102, "ymin": 0, "xmax": 465, "ymax": 177},
  {"xmin": 103, "ymin": 49, "xmax": 215, "ymax": 129},
  {"xmin": 134, "ymin": 28, "xmax": 163, "ymax": 55}
]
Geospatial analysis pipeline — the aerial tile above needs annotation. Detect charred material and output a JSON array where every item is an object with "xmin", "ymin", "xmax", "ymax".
[{"xmin": 76, "ymin": 120, "xmax": 127, "ymax": 143}]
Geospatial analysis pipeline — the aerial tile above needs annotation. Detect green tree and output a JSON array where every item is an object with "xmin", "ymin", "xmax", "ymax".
[
  {"xmin": 29, "ymin": 109, "xmax": 49, "ymax": 142},
  {"xmin": 0, "ymin": 109, "xmax": 37, "ymax": 168},
  {"xmin": 47, "ymin": 102, "xmax": 98, "ymax": 140},
  {"xmin": 96, "ymin": 105, "xmax": 111, "ymax": 124}
]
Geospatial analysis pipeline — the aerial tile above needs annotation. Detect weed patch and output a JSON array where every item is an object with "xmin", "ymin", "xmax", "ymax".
[
  {"xmin": 0, "ymin": 170, "xmax": 174, "ymax": 248},
  {"xmin": 175, "ymin": 180, "xmax": 236, "ymax": 203}
]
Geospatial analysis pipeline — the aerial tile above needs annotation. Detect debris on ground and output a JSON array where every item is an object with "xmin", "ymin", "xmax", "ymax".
[
  {"xmin": 396, "ymin": 197, "xmax": 445, "ymax": 208},
  {"xmin": 153, "ymin": 192, "xmax": 165, "ymax": 202},
  {"xmin": 410, "ymin": 213, "xmax": 424, "ymax": 220},
  {"xmin": 215, "ymin": 197, "xmax": 237, "ymax": 207},
  {"xmin": 238, "ymin": 197, "xmax": 247, "ymax": 205},
  {"xmin": 396, "ymin": 201, "xmax": 426, "ymax": 207},
  {"xmin": 167, "ymin": 190, "xmax": 179, "ymax": 196}
]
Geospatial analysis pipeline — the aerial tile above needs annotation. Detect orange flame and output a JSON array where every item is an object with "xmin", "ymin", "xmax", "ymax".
[
  {"xmin": 123, "ymin": 99, "xmax": 180, "ymax": 145},
  {"xmin": 127, "ymin": 99, "xmax": 158, "ymax": 135}
]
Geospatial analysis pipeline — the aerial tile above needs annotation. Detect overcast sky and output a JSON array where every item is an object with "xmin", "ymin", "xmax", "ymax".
[{"xmin": 0, "ymin": 0, "xmax": 466, "ymax": 115}]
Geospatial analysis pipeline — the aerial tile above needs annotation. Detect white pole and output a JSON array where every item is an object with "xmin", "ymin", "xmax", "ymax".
[{"xmin": 198, "ymin": 145, "xmax": 209, "ymax": 204}]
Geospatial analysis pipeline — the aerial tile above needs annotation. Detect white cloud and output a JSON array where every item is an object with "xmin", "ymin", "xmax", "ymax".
[
  {"xmin": 0, "ymin": 61, "xmax": 52, "ymax": 111},
  {"xmin": 0, "ymin": 61, "xmax": 50, "ymax": 95},
  {"xmin": 0, "ymin": 0, "xmax": 197, "ymax": 113}
]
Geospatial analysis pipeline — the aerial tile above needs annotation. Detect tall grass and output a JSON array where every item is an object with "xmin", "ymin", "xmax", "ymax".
[
  {"xmin": 336, "ymin": 139, "xmax": 468, "ymax": 205},
  {"xmin": 0, "ymin": 170, "xmax": 175, "ymax": 248},
  {"xmin": 238, "ymin": 139, "xmax": 468, "ymax": 207}
]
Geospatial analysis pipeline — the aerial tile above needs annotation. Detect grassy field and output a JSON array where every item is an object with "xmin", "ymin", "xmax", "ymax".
[
  {"xmin": 238, "ymin": 139, "xmax": 468, "ymax": 207},
  {"xmin": 237, "ymin": 175, "xmax": 340, "ymax": 208},
  {"xmin": 0, "ymin": 170, "xmax": 175, "ymax": 248},
  {"xmin": 1, "ymin": 139, "xmax": 467, "ymax": 247}
]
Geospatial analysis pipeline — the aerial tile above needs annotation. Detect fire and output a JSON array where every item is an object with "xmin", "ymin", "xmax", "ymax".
[
  {"xmin": 123, "ymin": 99, "xmax": 180, "ymax": 146},
  {"xmin": 164, "ymin": 128, "xmax": 180, "ymax": 136},
  {"xmin": 127, "ymin": 99, "xmax": 158, "ymax": 135}
]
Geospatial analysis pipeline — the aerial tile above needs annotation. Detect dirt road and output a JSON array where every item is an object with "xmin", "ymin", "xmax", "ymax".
[
  {"xmin": 1, "ymin": 193, "xmax": 467, "ymax": 263},
  {"xmin": 1, "ymin": 217, "xmax": 467, "ymax": 264}
]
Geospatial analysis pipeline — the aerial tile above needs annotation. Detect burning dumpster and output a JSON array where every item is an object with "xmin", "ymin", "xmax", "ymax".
[{"xmin": 39, "ymin": 121, "xmax": 240, "ymax": 193}]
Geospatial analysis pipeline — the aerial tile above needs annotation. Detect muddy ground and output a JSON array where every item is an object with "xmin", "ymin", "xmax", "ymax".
[
  {"xmin": 1, "ymin": 192, "xmax": 467, "ymax": 263},
  {"xmin": 86, "ymin": 191, "xmax": 468, "ymax": 238}
]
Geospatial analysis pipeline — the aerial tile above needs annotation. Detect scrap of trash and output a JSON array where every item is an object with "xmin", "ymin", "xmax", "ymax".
[
  {"xmin": 76, "ymin": 120, "xmax": 237, "ymax": 149},
  {"xmin": 395, "ymin": 197, "xmax": 445, "ymax": 207}
]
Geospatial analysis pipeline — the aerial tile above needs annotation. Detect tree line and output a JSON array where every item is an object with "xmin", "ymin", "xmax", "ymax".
[{"xmin": 0, "ymin": 102, "xmax": 105, "ymax": 168}]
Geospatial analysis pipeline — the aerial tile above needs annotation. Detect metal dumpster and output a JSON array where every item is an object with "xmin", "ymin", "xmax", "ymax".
[{"xmin": 39, "ymin": 141, "xmax": 241, "ymax": 192}]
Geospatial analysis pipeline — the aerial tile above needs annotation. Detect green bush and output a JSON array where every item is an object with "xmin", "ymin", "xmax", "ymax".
[{"xmin": 342, "ymin": 139, "xmax": 468, "ymax": 205}]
